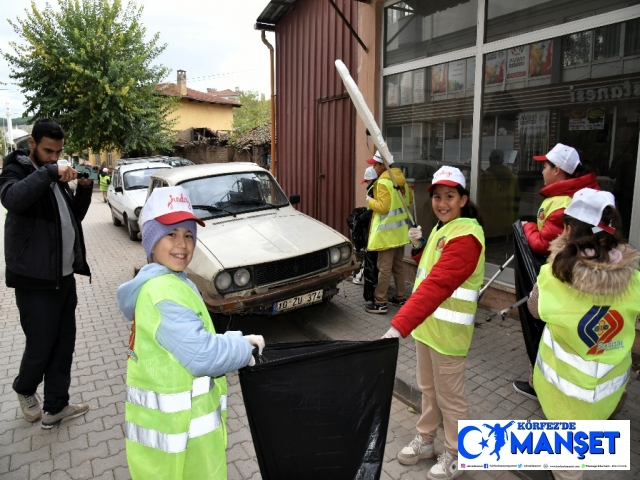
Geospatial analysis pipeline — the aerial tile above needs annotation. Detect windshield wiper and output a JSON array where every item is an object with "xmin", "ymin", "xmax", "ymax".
[{"xmin": 192, "ymin": 204, "xmax": 236, "ymax": 217}]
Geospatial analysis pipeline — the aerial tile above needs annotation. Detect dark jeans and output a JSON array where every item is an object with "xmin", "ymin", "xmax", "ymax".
[{"xmin": 13, "ymin": 274, "xmax": 77, "ymax": 414}]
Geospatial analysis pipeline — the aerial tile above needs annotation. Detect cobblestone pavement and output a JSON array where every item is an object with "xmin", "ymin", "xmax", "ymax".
[{"xmin": 1, "ymin": 191, "xmax": 637, "ymax": 479}]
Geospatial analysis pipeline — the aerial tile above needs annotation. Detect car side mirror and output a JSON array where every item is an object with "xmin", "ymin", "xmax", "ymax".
[
  {"xmin": 115, "ymin": 186, "xmax": 123, "ymax": 193},
  {"xmin": 289, "ymin": 194, "xmax": 300, "ymax": 205}
]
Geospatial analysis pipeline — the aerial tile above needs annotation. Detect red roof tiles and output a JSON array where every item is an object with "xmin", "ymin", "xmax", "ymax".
[{"xmin": 156, "ymin": 83, "xmax": 241, "ymax": 107}]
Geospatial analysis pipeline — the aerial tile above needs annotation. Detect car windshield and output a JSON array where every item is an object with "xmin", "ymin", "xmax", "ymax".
[
  {"xmin": 123, "ymin": 168, "xmax": 169, "ymax": 190},
  {"xmin": 180, "ymin": 171, "xmax": 290, "ymax": 219}
]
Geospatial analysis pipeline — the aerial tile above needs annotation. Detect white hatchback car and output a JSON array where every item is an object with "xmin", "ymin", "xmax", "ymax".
[
  {"xmin": 108, "ymin": 160, "xmax": 172, "ymax": 240},
  {"xmin": 146, "ymin": 163, "xmax": 357, "ymax": 328}
]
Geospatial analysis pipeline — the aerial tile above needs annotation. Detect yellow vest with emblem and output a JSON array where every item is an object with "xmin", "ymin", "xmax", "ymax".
[
  {"xmin": 533, "ymin": 265, "xmax": 640, "ymax": 420},
  {"xmin": 411, "ymin": 218, "xmax": 485, "ymax": 356},
  {"xmin": 125, "ymin": 274, "xmax": 228, "ymax": 480},
  {"xmin": 367, "ymin": 177, "xmax": 411, "ymax": 251},
  {"xmin": 536, "ymin": 195, "xmax": 571, "ymax": 230},
  {"xmin": 99, "ymin": 174, "xmax": 110, "ymax": 192}
]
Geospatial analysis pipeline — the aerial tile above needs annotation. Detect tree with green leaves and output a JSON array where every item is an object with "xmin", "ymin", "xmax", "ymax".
[
  {"xmin": 2, "ymin": 0, "xmax": 177, "ymax": 156},
  {"xmin": 230, "ymin": 91, "xmax": 270, "ymax": 143}
]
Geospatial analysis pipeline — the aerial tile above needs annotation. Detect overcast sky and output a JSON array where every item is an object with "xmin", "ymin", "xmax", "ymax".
[{"xmin": 0, "ymin": 0, "xmax": 275, "ymax": 121}]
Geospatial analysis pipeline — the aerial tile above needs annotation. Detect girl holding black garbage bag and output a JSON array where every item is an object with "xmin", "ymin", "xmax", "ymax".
[{"xmin": 382, "ymin": 166, "xmax": 485, "ymax": 480}]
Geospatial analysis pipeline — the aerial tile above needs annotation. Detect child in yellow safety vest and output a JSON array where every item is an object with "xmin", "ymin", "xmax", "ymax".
[
  {"xmin": 117, "ymin": 185, "xmax": 265, "ymax": 480},
  {"xmin": 527, "ymin": 188, "xmax": 639, "ymax": 480},
  {"xmin": 382, "ymin": 166, "xmax": 485, "ymax": 480}
]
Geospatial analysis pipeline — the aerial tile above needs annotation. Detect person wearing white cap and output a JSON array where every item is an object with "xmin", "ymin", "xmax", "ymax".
[
  {"xmin": 364, "ymin": 150, "xmax": 413, "ymax": 313},
  {"xmin": 99, "ymin": 167, "xmax": 110, "ymax": 202},
  {"xmin": 514, "ymin": 143, "xmax": 599, "ymax": 400},
  {"xmin": 116, "ymin": 186, "xmax": 265, "ymax": 480},
  {"xmin": 381, "ymin": 166, "xmax": 485, "ymax": 480},
  {"xmin": 526, "ymin": 188, "xmax": 639, "ymax": 480},
  {"xmin": 522, "ymin": 143, "xmax": 599, "ymax": 256}
]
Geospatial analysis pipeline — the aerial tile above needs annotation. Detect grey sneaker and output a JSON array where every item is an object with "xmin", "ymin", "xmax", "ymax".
[
  {"xmin": 427, "ymin": 450, "xmax": 462, "ymax": 480},
  {"xmin": 397, "ymin": 434, "xmax": 434, "ymax": 465},
  {"xmin": 17, "ymin": 393, "xmax": 42, "ymax": 422},
  {"xmin": 41, "ymin": 403, "xmax": 89, "ymax": 429}
]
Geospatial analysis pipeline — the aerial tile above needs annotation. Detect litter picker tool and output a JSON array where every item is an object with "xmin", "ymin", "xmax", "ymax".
[
  {"xmin": 478, "ymin": 254, "xmax": 514, "ymax": 300},
  {"xmin": 485, "ymin": 296, "xmax": 528, "ymax": 322},
  {"xmin": 335, "ymin": 59, "xmax": 416, "ymax": 228}
]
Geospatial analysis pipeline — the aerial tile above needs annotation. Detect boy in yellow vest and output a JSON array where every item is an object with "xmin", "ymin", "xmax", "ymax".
[{"xmin": 117, "ymin": 186, "xmax": 264, "ymax": 480}]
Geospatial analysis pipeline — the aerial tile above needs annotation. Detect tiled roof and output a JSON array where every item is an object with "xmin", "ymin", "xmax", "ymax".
[
  {"xmin": 207, "ymin": 88, "xmax": 239, "ymax": 96},
  {"xmin": 156, "ymin": 83, "xmax": 241, "ymax": 107}
]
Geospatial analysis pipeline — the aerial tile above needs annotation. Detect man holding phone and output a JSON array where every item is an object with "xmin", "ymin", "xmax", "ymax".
[{"xmin": 0, "ymin": 118, "xmax": 93, "ymax": 429}]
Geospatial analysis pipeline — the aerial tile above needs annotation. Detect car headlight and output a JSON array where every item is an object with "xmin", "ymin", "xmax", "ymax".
[
  {"xmin": 214, "ymin": 271, "xmax": 232, "ymax": 291},
  {"xmin": 134, "ymin": 207, "xmax": 142, "ymax": 218},
  {"xmin": 329, "ymin": 247, "xmax": 341, "ymax": 265},
  {"xmin": 234, "ymin": 268, "xmax": 251, "ymax": 287},
  {"xmin": 339, "ymin": 244, "xmax": 351, "ymax": 261}
]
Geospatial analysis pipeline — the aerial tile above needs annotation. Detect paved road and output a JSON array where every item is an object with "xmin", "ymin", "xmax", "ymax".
[{"xmin": 0, "ymin": 191, "xmax": 602, "ymax": 480}]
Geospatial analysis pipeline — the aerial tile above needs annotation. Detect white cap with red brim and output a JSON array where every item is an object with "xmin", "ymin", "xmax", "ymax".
[{"xmin": 140, "ymin": 185, "xmax": 205, "ymax": 228}]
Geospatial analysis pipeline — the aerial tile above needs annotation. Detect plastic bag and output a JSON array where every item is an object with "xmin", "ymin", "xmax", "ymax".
[{"xmin": 239, "ymin": 339, "xmax": 399, "ymax": 480}]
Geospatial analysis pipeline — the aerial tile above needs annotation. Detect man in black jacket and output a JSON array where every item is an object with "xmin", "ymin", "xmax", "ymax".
[{"xmin": 0, "ymin": 119, "xmax": 93, "ymax": 429}]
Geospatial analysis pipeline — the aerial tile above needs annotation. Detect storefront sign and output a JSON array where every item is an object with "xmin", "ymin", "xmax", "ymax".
[
  {"xmin": 485, "ymin": 51, "xmax": 505, "ymax": 85},
  {"xmin": 448, "ymin": 60, "xmax": 466, "ymax": 91},
  {"xmin": 507, "ymin": 46, "xmax": 528, "ymax": 81},
  {"xmin": 400, "ymin": 71, "xmax": 413, "ymax": 106},
  {"xmin": 569, "ymin": 80, "xmax": 640, "ymax": 103},
  {"xmin": 569, "ymin": 108, "xmax": 605, "ymax": 130},
  {"xmin": 431, "ymin": 64, "xmax": 447, "ymax": 94},
  {"xmin": 413, "ymin": 69, "xmax": 426, "ymax": 104},
  {"xmin": 529, "ymin": 40, "xmax": 552, "ymax": 77}
]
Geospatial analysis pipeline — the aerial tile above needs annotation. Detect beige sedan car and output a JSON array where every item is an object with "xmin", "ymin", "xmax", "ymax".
[{"xmin": 146, "ymin": 163, "xmax": 357, "ymax": 329}]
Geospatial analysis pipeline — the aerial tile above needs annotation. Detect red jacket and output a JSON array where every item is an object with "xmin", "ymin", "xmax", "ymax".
[
  {"xmin": 391, "ymin": 234, "xmax": 482, "ymax": 337},
  {"xmin": 523, "ymin": 172, "xmax": 599, "ymax": 256}
]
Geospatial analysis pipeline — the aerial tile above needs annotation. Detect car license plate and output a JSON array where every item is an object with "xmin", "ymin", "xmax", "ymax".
[{"xmin": 273, "ymin": 289, "xmax": 323, "ymax": 313}]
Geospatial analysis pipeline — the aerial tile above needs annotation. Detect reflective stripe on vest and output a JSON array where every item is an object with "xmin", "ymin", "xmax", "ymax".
[
  {"xmin": 433, "ymin": 307, "xmax": 475, "ymax": 325},
  {"xmin": 125, "ymin": 405, "xmax": 223, "ymax": 454},
  {"xmin": 126, "ymin": 377, "xmax": 219, "ymax": 413},
  {"xmin": 541, "ymin": 328, "xmax": 617, "ymax": 379},
  {"xmin": 416, "ymin": 274, "xmax": 479, "ymax": 305},
  {"xmin": 535, "ymin": 356, "xmax": 629, "ymax": 404}
]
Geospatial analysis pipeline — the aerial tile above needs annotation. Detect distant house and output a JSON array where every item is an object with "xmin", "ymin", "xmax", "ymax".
[
  {"xmin": 206, "ymin": 88, "xmax": 242, "ymax": 102},
  {"xmin": 156, "ymin": 70, "xmax": 241, "ymax": 132}
]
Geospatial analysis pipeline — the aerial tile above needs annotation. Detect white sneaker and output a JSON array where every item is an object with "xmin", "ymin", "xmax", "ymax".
[
  {"xmin": 427, "ymin": 450, "xmax": 462, "ymax": 479},
  {"xmin": 397, "ymin": 434, "xmax": 434, "ymax": 465}
]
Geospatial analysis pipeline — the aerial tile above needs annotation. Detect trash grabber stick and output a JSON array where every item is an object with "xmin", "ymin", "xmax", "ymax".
[
  {"xmin": 335, "ymin": 59, "xmax": 416, "ymax": 227},
  {"xmin": 478, "ymin": 254, "xmax": 514, "ymax": 300},
  {"xmin": 485, "ymin": 295, "xmax": 529, "ymax": 322}
]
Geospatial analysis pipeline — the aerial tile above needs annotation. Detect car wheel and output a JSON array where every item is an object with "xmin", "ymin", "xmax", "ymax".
[
  {"xmin": 125, "ymin": 215, "xmax": 139, "ymax": 241},
  {"xmin": 111, "ymin": 206, "xmax": 122, "ymax": 226}
]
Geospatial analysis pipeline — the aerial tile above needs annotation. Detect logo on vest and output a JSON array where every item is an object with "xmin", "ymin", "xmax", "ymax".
[
  {"xmin": 578, "ymin": 305, "xmax": 624, "ymax": 355},
  {"xmin": 436, "ymin": 236, "xmax": 446, "ymax": 252},
  {"xmin": 127, "ymin": 316, "xmax": 138, "ymax": 362},
  {"xmin": 537, "ymin": 208, "xmax": 545, "ymax": 222}
]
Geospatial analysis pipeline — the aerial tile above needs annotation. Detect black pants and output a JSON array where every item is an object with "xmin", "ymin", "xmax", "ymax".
[{"xmin": 13, "ymin": 275, "xmax": 77, "ymax": 414}]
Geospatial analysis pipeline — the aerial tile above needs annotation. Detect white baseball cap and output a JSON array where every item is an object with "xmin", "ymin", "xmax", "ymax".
[
  {"xmin": 366, "ymin": 150, "xmax": 394, "ymax": 165},
  {"xmin": 102, "ymin": 168, "xmax": 108, "ymax": 173},
  {"xmin": 361, "ymin": 166, "xmax": 378, "ymax": 184},
  {"xmin": 140, "ymin": 186, "xmax": 205, "ymax": 228},
  {"xmin": 533, "ymin": 143, "xmax": 581, "ymax": 175},
  {"xmin": 428, "ymin": 166, "xmax": 466, "ymax": 193},
  {"xmin": 565, "ymin": 188, "xmax": 616, "ymax": 234}
]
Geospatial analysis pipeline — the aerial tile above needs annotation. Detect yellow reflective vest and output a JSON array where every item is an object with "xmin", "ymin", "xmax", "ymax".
[
  {"xmin": 125, "ymin": 274, "xmax": 228, "ymax": 480},
  {"xmin": 367, "ymin": 177, "xmax": 411, "ymax": 251},
  {"xmin": 536, "ymin": 195, "xmax": 571, "ymax": 230},
  {"xmin": 534, "ymin": 265, "xmax": 640, "ymax": 420},
  {"xmin": 411, "ymin": 218, "xmax": 485, "ymax": 356},
  {"xmin": 99, "ymin": 174, "xmax": 110, "ymax": 192}
]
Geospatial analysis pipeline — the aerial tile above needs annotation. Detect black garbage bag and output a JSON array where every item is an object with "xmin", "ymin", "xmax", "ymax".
[
  {"xmin": 363, "ymin": 250, "xmax": 378, "ymax": 302},
  {"xmin": 513, "ymin": 220, "xmax": 547, "ymax": 365},
  {"xmin": 347, "ymin": 207, "xmax": 372, "ymax": 252},
  {"xmin": 239, "ymin": 339, "xmax": 399, "ymax": 480}
]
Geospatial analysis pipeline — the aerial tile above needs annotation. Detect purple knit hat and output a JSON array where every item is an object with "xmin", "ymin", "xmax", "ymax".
[{"xmin": 142, "ymin": 219, "xmax": 198, "ymax": 261}]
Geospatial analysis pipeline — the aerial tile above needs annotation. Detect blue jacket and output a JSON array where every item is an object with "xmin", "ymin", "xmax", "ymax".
[{"xmin": 117, "ymin": 263, "xmax": 253, "ymax": 377}]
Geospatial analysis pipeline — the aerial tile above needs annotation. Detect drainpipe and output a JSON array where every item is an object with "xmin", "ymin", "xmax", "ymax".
[{"xmin": 261, "ymin": 30, "xmax": 276, "ymax": 178}]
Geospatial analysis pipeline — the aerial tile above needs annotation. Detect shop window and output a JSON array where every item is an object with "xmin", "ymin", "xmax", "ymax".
[
  {"xmin": 594, "ymin": 24, "xmax": 621, "ymax": 60},
  {"xmin": 624, "ymin": 18, "xmax": 640, "ymax": 56},
  {"xmin": 486, "ymin": 0, "xmax": 640, "ymax": 43},
  {"xmin": 384, "ymin": 0, "xmax": 477, "ymax": 67},
  {"xmin": 563, "ymin": 31, "xmax": 592, "ymax": 66}
]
